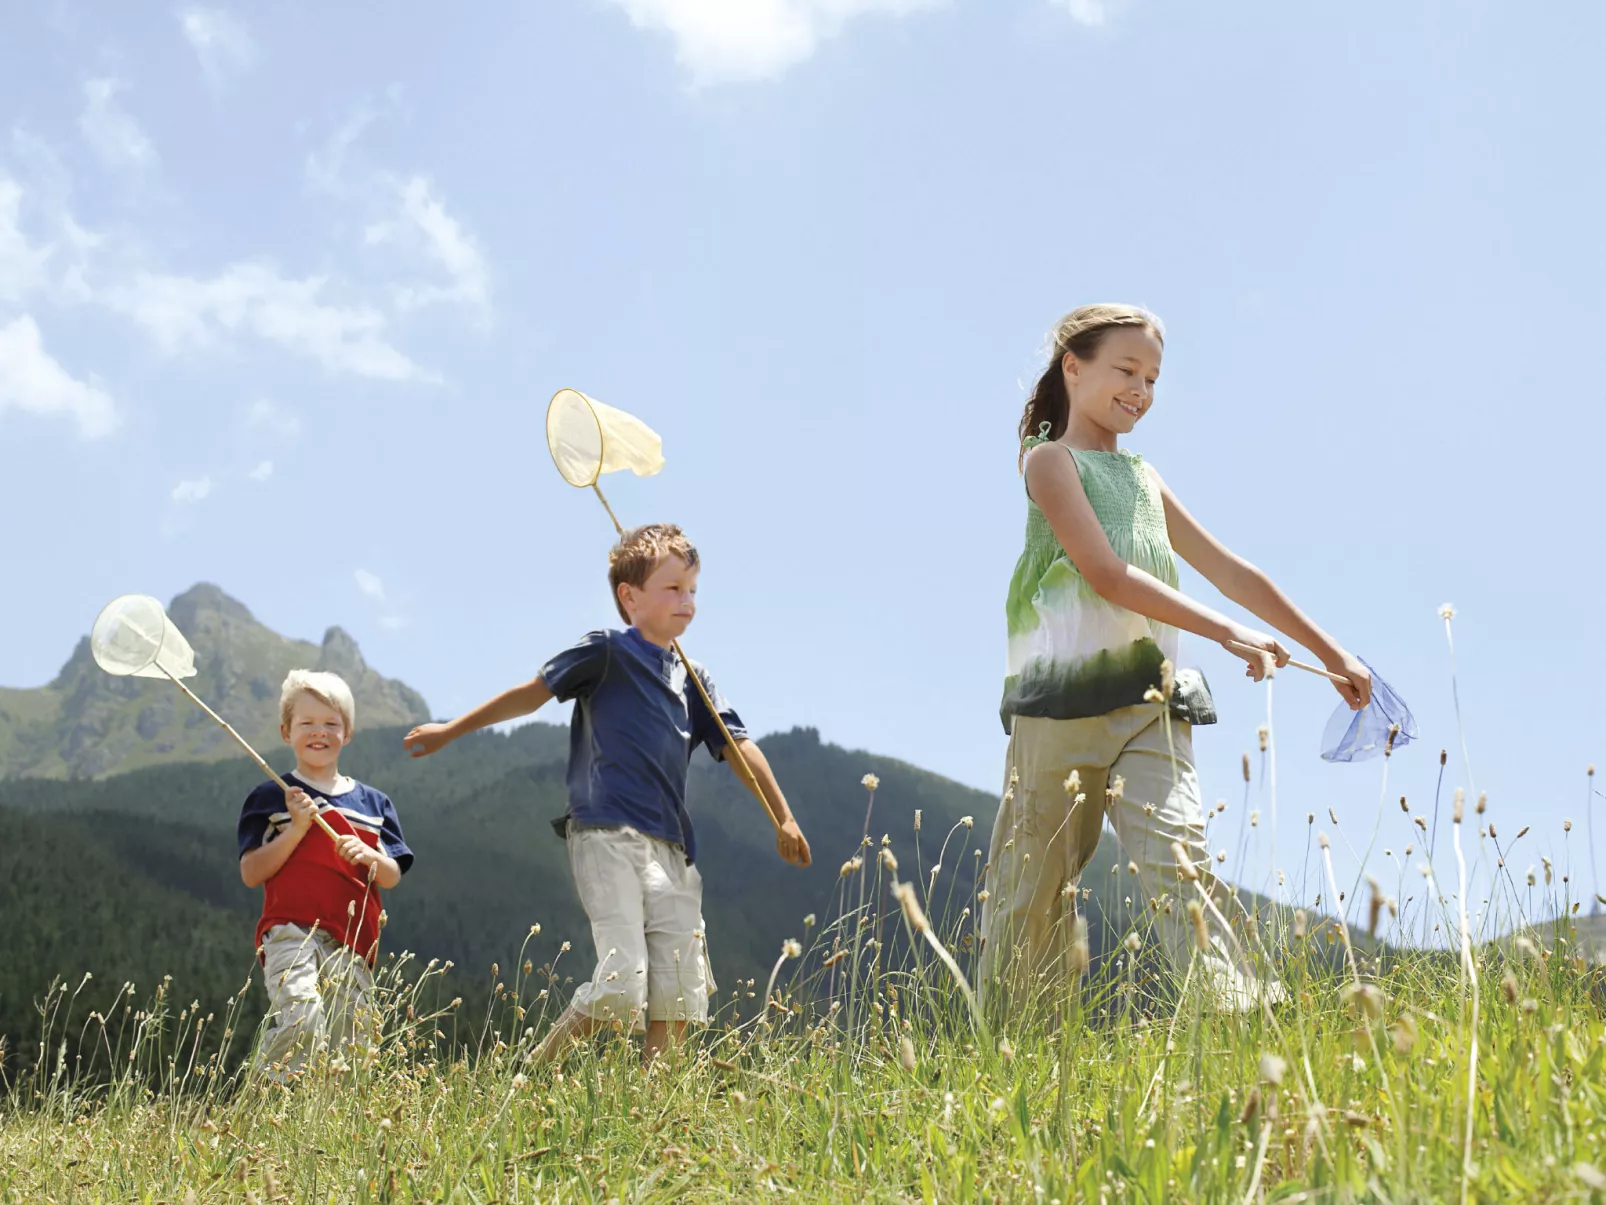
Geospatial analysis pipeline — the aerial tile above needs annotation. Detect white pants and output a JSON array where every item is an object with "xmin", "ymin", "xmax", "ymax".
[
  {"xmin": 567, "ymin": 827, "xmax": 714, "ymax": 1030},
  {"xmin": 980, "ymin": 705, "xmax": 1279, "ymax": 1012},
  {"xmin": 255, "ymin": 923, "xmax": 376, "ymax": 1080}
]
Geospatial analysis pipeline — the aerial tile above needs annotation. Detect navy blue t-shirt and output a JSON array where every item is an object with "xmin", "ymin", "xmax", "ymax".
[{"xmin": 540, "ymin": 628, "xmax": 747, "ymax": 863}]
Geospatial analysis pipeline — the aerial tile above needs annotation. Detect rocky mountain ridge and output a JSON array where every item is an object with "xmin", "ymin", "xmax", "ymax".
[{"xmin": 0, "ymin": 584, "xmax": 429, "ymax": 778}]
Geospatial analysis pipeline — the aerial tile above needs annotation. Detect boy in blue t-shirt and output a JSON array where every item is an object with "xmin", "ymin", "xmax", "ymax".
[{"xmin": 405, "ymin": 523, "xmax": 810, "ymax": 1063}]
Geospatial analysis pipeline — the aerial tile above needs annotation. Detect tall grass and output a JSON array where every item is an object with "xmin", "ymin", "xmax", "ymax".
[{"xmin": 3, "ymin": 621, "xmax": 1605, "ymax": 1203}]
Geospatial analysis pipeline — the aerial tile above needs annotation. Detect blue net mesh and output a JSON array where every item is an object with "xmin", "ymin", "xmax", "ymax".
[{"xmin": 1320, "ymin": 661, "xmax": 1417, "ymax": 763}]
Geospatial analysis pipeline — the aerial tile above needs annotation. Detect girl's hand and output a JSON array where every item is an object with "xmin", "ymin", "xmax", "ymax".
[
  {"xmin": 1324, "ymin": 649, "xmax": 1372, "ymax": 711},
  {"xmin": 1222, "ymin": 625, "xmax": 1290, "ymax": 682},
  {"xmin": 404, "ymin": 722, "xmax": 454, "ymax": 759}
]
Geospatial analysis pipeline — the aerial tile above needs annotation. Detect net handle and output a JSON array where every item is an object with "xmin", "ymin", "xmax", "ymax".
[
  {"xmin": 592, "ymin": 482, "xmax": 783, "ymax": 835},
  {"xmin": 159, "ymin": 666, "xmax": 342, "ymax": 841},
  {"xmin": 1225, "ymin": 640, "xmax": 1348, "ymax": 684}
]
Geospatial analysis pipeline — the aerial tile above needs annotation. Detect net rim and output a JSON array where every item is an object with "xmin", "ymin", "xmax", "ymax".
[
  {"xmin": 546, "ymin": 387, "xmax": 605, "ymax": 489},
  {"xmin": 90, "ymin": 593, "xmax": 168, "ymax": 677}
]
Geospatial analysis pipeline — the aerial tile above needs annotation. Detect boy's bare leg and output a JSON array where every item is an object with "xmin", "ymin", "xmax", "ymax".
[
  {"xmin": 531, "ymin": 1005, "xmax": 603, "ymax": 1065},
  {"xmin": 642, "ymin": 1019, "xmax": 688, "ymax": 1065}
]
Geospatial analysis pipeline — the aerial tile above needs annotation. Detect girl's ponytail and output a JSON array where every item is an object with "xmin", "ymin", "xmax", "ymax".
[{"xmin": 1017, "ymin": 304, "xmax": 1165, "ymax": 470}]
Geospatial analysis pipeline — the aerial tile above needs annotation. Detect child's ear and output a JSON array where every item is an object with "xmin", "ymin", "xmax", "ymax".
[
  {"xmin": 1061, "ymin": 349, "xmax": 1081, "ymax": 386},
  {"xmin": 617, "ymin": 581, "xmax": 635, "ymax": 618},
  {"xmin": 281, "ymin": 722, "xmax": 292, "ymax": 746}
]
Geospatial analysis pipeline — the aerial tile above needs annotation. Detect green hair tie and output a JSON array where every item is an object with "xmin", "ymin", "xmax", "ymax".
[{"xmin": 1022, "ymin": 420, "xmax": 1053, "ymax": 451}]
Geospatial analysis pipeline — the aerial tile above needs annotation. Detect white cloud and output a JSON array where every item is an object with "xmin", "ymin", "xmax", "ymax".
[
  {"xmin": 1060, "ymin": 0, "xmax": 1105, "ymax": 23},
  {"xmin": 171, "ymin": 475, "xmax": 213, "ymax": 504},
  {"xmin": 79, "ymin": 78, "xmax": 157, "ymax": 171},
  {"xmin": 178, "ymin": 7, "xmax": 257, "ymax": 84},
  {"xmin": 604, "ymin": 0, "xmax": 937, "ymax": 84},
  {"xmin": 304, "ymin": 100, "xmax": 387, "ymax": 196},
  {"xmin": 0, "ymin": 314, "xmax": 118, "ymax": 438},
  {"xmin": 0, "ymin": 178, "xmax": 52, "ymax": 304},
  {"xmin": 365, "ymin": 176, "xmax": 490, "ymax": 315},
  {"xmin": 245, "ymin": 397, "xmax": 302, "ymax": 441},
  {"xmin": 102, "ymin": 260, "xmax": 432, "ymax": 380},
  {"xmin": 354, "ymin": 568, "xmax": 387, "ymax": 603},
  {"xmin": 247, "ymin": 459, "xmax": 273, "ymax": 482},
  {"xmin": 378, "ymin": 615, "xmax": 409, "ymax": 632}
]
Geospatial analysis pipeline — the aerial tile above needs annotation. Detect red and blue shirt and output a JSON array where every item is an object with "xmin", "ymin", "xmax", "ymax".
[{"xmin": 237, "ymin": 773, "xmax": 412, "ymax": 965}]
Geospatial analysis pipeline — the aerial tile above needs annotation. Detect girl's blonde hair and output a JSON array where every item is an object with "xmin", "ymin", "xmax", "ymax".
[
  {"xmin": 1017, "ymin": 304, "xmax": 1165, "ymax": 468},
  {"xmin": 279, "ymin": 669, "xmax": 357, "ymax": 734}
]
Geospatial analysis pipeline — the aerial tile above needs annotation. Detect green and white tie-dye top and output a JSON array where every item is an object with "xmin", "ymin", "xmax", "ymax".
[{"xmin": 1001, "ymin": 442, "xmax": 1216, "ymax": 732}]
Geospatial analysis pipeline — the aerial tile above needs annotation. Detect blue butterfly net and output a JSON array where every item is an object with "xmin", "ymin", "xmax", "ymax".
[{"xmin": 1320, "ymin": 661, "xmax": 1417, "ymax": 763}]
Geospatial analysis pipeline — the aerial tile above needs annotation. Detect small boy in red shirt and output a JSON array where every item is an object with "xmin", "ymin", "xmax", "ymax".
[{"xmin": 238, "ymin": 670, "xmax": 412, "ymax": 1079}]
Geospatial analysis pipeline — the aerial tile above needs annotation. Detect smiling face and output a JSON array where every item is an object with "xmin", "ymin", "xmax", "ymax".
[
  {"xmin": 617, "ymin": 554, "xmax": 699, "ymax": 643},
  {"xmin": 1062, "ymin": 324, "xmax": 1164, "ymax": 439},
  {"xmin": 281, "ymin": 690, "xmax": 351, "ymax": 776}
]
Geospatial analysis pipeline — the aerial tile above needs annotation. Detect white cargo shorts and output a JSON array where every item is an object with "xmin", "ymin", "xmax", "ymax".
[{"xmin": 566, "ymin": 826, "xmax": 715, "ymax": 1030}]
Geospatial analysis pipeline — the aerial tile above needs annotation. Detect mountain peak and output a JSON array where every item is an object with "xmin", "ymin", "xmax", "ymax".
[
  {"xmin": 168, "ymin": 582, "xmax": 257, "ymax": 630},
  {"xmin": 2, "ymin": 584, "xmax": 430, "ymax": 779}
]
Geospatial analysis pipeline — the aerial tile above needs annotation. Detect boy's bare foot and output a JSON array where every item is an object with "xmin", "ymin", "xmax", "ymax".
[{"xmin": 530, "ymin": 1005, "xmax": 601, "ymax": 1065}]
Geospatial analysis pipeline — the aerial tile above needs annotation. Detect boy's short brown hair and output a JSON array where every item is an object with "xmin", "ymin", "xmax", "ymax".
[{"xmin": 608, "ymin": 524, "xmax": 700, "ymax": 623}]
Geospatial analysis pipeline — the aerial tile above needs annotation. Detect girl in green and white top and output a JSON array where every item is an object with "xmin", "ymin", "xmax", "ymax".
[{"xmin": 979, "ymin": 304, "xmax": 1371, "ymax": 1012}]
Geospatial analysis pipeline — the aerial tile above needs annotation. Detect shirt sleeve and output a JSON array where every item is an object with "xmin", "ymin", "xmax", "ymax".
[
  {"xmin": 372, "ymin": 788, "xmax": 414, "ymax": 873},
  {"xmin": 689, "ymin": 665, "xmax": 749, "ymax": 762},
  {"xmin": 539, "ymin": 630, "xmax": 612, "ymax": 703},
  {"xmin": 237, "ymin": 781, "xmax": 284, "ymax": 858}
]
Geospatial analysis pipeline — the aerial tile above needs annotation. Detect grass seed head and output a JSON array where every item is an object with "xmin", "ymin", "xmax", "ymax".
[
  {"xmin": 1172, "ymin": 842, "xmax": 1200, "ymax": 881},
  {"xmin": 893, "ymin": 881, "xmax": 930, "ymax": 933},
  {"xmin": 1243, "ymin": 753, "xmax": 1251, "ymax": 782},
  {"xmin": 1390, "ymin": 1012, "xmax": 1418, "ymax": 1055},
  {"xmin": 1186, "ymin": 900, "xmax": 1209, "ymax": 951},
  {"xmin": 1453, "ymin": 788, "xmax": 1465, "ymax": 824},
  {"xmin": 900, "ymin": 1035, "xmax": 917, "ymax": 1073},
  {"xmin": 1259, "ymin": 1051, "xmax": 1286, "ymax": 1085},
  {"xmin": 1067, "ymin": 916, "xmax": 1091, "ymax": 976},
  {"xmin": 862, "ymin": 773, "xmax": 880, "ymax": 792},
  {"xmin": 1342, "ymin": 982, "xmax": 1385, "ymax": 1022},
  {"xmin": 1159, "ymin": 658, "xmax": 1175, "ymax": 700}
]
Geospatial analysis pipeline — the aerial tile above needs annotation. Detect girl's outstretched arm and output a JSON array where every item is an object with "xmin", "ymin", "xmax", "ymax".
[
  {"xmin": 1151, "ymin": 466, "xmax": 1371, "ymax": 709},
  {"xmin": 1025, "ymin": 442, "xmax": 1288, "ymax": 681}
]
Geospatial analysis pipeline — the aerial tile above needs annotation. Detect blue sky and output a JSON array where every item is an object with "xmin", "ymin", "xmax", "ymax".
[{"xmin": 3, "ymin": 0, "xmax": 1603, "ymax": 923}]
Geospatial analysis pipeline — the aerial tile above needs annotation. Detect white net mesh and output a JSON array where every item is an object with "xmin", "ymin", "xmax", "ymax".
[
  {"xmin": 90, "ymin": 594, "xmax": 197, "ymax": 679},
  {"xmin": 546, "ymin": 389, "xmax": 665, "ymax": 488}
]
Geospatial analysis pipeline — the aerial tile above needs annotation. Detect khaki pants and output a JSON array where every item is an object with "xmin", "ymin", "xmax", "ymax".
[
  {"xmin": 567, "ymin": 827, "xmax": 715, "ymax": 1031},
  {"xmin": 255, "ymin": 923, "xmax": 377, "ymax": 1081},
  {"xmin": 979, "ymin": 705, "xmax": 1278, "ymax": 1013}
]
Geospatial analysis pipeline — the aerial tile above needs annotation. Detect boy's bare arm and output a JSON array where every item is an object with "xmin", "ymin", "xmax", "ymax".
[
  {"xmin": 405, "ymin": 676, "xmax": 554, "ymax": 758},
  {"xmin": 240, "ymin": 787, "xmax": 318, "ymax": 888},
  {"xmin": 731, "ymin": 738, "xmax": 810, "ymax": 867}
]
